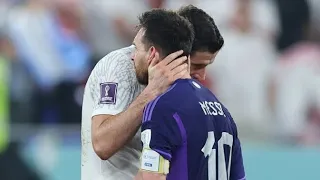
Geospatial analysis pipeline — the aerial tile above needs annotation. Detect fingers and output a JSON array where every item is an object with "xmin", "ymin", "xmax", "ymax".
[
  {"xmin": 171, "ymin": 63, "xmax": 188, "ymax": 79},
  {"xmin": 187, "ymin": 55, "xmax": 191, "ymax": 72},
  {"xmin": 161, "ymin": 50, "xmax": 184, "ymax": 65},
  {"xmin": 173, "ymin": 67, "xmax": 189, "ymax": 80},
  {"xmin": 167, "ymin": 56, "xmax": 188, "ymax": 70}
]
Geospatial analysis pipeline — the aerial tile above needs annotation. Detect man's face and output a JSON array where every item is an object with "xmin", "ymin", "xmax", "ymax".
[
  {"xmin": 132, "ymin": 29, "xmax": 151, "ymax": 85},
  {"xmin": 190, "ymin": 51, "xmax": 218, "ymax": 82}
]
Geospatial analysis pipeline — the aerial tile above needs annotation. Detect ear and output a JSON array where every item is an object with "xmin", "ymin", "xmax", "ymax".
[{"xmin": 147, "ymin": 46, "xmax": 157, "ymax": 65}]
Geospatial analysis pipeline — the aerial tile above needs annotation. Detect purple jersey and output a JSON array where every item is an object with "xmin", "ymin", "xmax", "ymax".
[{"xmin": 141, "ymin": 79, "xmax": 245, "ymax": 180}]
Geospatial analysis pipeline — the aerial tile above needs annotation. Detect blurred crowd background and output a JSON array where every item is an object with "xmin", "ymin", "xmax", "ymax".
[{"xmin": 0, "ymin": 0, "xmax": 319, "ymax": 179}]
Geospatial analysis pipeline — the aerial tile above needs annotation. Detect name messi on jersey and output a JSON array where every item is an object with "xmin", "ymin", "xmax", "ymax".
[{"xmin": 199, "ymin": 101, "xmax": 225, "ymax": 116}]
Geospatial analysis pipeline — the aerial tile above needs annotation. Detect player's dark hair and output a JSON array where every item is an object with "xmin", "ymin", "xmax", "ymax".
[
  {"xmin": 178, "ymin": 5, "xmax": 224, "ymax": 55},
  {"xmin": 138, "ymin": 9, "xmax": 194, "ymax": 58}
]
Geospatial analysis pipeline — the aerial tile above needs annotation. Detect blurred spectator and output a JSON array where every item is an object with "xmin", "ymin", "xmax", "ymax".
[
  {"xmin": 0, "ymin": 0, "xmax": 36, "ymax": 125},
  {"xmin": 81, "ymin": 0, "xmax": 195, "ymax": 59},
  {"xmin": 198, "ymin": 0, "xmax": 279, "ymax": 42},
  {"xmin": 0, "ymin": 23, "xmax": 41, "ymax": 180},
  {"xmin": 272, "ymin": 43, "xmax": 320, "ymax": 145},
  {"xmin": 275, "ymin": 0, "xmax": 310, "ymax": 52},
  {"xmin": 6, "ymin": 0, "xmax": 61, "ymax": 124},
  {"xmin": 49, "ymin": 0, "xmax": 91, "ymax": 124},
  {"xmin": 308, "ymin": 0, "xmax": 320, "ymax": 41},
  {"xmin": 81, "ymin": 0, "xmax": 148, "ymax": 58},
  {"xmin": 205, "ymin": 0, "xmax": 278, "ymax": 138},
  {"xmin": 270, "ymin": 0, "xmax": 320, "ymax": 145},
  {"xmin": 7, "ymin": 0, "xmax": 64, "ymax": 92},
  {"xmin": 0, "ymin": 32, "xmax": 10, "ymax": 154},
  {"xmin": 6, "ymin": 0, "xmax": 91, "ymax": 124}
]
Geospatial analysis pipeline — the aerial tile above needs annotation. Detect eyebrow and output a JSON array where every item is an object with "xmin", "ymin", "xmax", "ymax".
[{"xmin": 191, "ymin": 60, "xmax": 213, "ymax": 65}]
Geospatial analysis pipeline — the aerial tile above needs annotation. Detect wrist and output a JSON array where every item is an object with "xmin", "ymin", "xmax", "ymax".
[{"xmin": 141, "ymin": 86, "xmax": 159, "ymax": 101}]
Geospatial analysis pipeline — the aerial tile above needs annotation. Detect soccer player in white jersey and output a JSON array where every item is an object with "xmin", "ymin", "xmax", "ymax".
[
  {"xmin": 81, "ymin": 6, "xmax": 224, "ymax": 180},
  {"xmin": 82, "ymin": 9, "xmax": 192, "ymax": 180}
]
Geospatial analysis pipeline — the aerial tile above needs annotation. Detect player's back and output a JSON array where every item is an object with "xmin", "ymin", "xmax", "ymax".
[{"xmin": 141, "ymin": 79, "xmax": 245, "ymax": 180}]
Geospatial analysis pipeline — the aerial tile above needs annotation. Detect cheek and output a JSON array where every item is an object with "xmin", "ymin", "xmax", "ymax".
[
  {"xmin": 135, "ymin": 53, "xmax": 147, "ymax": 68},
  {"xmin": 134, "ymin": 52, "xmax": 143, "ymax": 64}
]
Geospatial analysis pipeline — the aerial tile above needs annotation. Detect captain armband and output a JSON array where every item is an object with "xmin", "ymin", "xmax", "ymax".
[{"xmin": 140, "ymin": 148, "xmax": 170, "ymax": 175}]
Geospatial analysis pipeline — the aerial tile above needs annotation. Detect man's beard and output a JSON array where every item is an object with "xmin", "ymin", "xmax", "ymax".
[{"xmin": 135, "ymin": 68, "xmax": 148, "ymax": 85}]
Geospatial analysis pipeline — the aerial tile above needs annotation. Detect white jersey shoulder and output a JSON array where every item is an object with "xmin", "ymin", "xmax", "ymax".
[
  {"xmin": 87, "ymin": 45, "xmax": 142, "ymax": 116},
  {"xmin": 81, "ymin": 46, "xmax": 145, "ymax": 180}
]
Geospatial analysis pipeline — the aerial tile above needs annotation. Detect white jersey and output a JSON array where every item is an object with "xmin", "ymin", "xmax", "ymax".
[{"xmin": 81, "ymin": 46, "xmax": 145, "ymax": 180}]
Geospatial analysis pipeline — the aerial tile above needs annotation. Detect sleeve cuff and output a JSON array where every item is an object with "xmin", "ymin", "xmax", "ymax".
[{"xmin": 92, "ymin": 108, "xmax": 123, "ymax": 117}]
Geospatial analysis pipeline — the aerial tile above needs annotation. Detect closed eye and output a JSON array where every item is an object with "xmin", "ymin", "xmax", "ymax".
[
  {"xmin": 191, "ymin": 64, "xmax": 207, "ymax": 70},
  {"xmin": 132, "ymin": 43, "xmax": 137, "ymax": 49}
]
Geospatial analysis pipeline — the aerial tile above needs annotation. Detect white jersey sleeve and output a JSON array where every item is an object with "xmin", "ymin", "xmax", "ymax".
[{"xmin": 87, "ymin": 47, "xmax": 141, "ymax": 116}]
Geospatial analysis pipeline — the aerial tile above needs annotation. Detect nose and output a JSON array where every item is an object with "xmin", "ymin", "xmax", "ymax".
[
  {"xmin": 131, "ymin": 52, "xmax": 135, "ymax": 61},
  {"xmin": 191, "ymin": 69, "xmax": 206, "ymax": 81}
]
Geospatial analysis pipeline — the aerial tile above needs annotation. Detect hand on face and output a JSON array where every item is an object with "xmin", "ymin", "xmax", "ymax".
[{"xmin": 146, "ymin": 50, "xmax": 189, "ymax": 95}]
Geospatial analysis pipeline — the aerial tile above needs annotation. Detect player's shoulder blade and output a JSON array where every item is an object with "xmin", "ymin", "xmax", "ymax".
[
  {"xmin": 152, "ymin": 79, "xmax": 191, "ymax": 105},
  {"xmin": 90, "ymin": 46, "xmax": 135, "ymax": 80},
  {"xmin": 85, "ymin": 45, "xmax": 139, "ymax": 106},
  {"xmin": 99, "ymin": 46, "xmax": 134, "ymax": 64},
  {"xmin": 142, "ymin": 80, "xmax": 185, "ymax": 123}
]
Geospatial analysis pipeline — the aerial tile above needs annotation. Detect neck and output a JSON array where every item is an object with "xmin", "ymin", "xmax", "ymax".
[{"xmin": 181, "ymin": 74, "xmax": 191, "ymax": 79}]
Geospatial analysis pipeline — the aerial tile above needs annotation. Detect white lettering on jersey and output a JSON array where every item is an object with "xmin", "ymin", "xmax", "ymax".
[
  {"xmin": 199, "ymin": 101, "xmax": 226, "ymax": 117},
  {"xmin": 202, "ymin": 132, "xmax": 233, "ymax": 180}
]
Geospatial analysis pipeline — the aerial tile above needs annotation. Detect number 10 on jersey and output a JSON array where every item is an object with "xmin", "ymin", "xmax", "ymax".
[{"xmin": 202, "ymin": 132, "xmax": 233, "ymax": 180}]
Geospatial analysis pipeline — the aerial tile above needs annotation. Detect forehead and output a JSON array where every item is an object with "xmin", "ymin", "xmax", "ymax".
[
  {"xmin": 191, "ymin": 51, "xmax": 218, "ymax": 65},
  {"xmin": 133, "ymin": 28, "xmax": 145, "ymax": 46}
]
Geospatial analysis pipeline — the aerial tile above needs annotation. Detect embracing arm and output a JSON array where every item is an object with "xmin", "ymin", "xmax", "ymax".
[
  {"xmin": 92, "ymin": 87, "xmax": 157, "ymax": 160},
  {"xmin": 91, "ymin": 50, "xmax": 188, "ymax": 160},
  {"xmin": 135, "ymin": 171, "xmax": 166, "ymax": 180}
]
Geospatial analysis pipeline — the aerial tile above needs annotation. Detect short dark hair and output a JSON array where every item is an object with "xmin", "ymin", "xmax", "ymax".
[
  {"xmin": 178, "ymin": 5, "xmax": 224, "ymax": 55},
  {"xmin": 138, "ymin": 9, "xmax": 194, "ymax": 58}
]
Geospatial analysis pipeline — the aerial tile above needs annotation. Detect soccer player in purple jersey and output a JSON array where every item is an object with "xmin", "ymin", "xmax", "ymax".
[
  {"xmin": 133, "ymin": 7, "xmax": 246, "ymax": 180},
  {"xmin": 178, "ymin": 5, "xmax": 224, "ymax": 83}
]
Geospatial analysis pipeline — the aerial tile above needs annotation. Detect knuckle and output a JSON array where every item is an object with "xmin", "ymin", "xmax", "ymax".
[{"xmin": 179, "ymin": 57, "xmax": 186, "ymax": 63}]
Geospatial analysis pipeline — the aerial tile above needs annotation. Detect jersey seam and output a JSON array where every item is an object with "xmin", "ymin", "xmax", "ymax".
[{"xmin": 143, "ymin": 83, "xmax": 178, "ymax": 123}]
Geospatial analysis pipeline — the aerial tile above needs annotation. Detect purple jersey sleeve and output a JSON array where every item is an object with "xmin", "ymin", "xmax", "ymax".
[{"xmin": 141, "ymin": 98, "xmax": 182, "ymax": 161}]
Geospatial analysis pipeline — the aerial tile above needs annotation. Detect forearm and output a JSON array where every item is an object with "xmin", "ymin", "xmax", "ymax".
[
  {"xmin": 94, "ymin": 88, "xmax": 158, "ymax": 159},
  {"xmin": 135, "ymin": 171, "xmax": 166, "ymax": 180}
]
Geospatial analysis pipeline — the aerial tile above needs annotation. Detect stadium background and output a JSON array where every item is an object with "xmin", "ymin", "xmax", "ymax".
[{"xmin": 0, "ymin": 0, "xmax": 319, "ymax": 179}]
